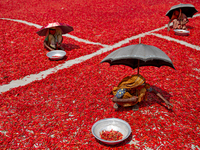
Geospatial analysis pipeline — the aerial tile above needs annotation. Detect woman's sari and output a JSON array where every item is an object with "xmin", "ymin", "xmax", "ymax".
[{"xmin": 112, "ymin": 74, "xmax": 150, "ymax": 106}]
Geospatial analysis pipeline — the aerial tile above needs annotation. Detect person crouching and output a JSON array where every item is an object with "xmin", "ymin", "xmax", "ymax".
[{"xmin": 44, "ymin": 27, "xmax": 64, "ymax": 51}]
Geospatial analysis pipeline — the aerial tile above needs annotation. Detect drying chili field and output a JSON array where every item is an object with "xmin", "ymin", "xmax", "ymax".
[{"xmin": 0, "ymin": 0, "xmax": 200, "ymax": 149}]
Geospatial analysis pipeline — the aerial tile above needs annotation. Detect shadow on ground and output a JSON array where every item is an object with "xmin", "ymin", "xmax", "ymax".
[
  {"xmin": 62, "ymin": 43, "xmax": 80, "ymax": 51},
  {"xmin": 112, "ymin": 85, "xmax": 173, "ymax": 112},
  {"xmin": 186, "ymin": 25, "xmax": 194, "ymax": 29}
]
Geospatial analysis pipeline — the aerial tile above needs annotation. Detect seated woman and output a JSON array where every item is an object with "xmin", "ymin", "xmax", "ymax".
[
  {"xmin": 167, "ymin": 9, "xmax": 189, "ymax": 31},
  {"xmin": 112, "ymin": 74, "xmax": 173, "ymax": 110},
  {"xmin": 112, "ymin": 75, "xmax": 149, "ymax": 110},
  {"xmin": 44, "ymin": 27, "xmax": 64, "ymax": 51}
]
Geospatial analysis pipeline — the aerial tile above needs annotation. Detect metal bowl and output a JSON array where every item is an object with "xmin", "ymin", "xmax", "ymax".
[
  {"xmin": 174, "ymin": 29, "xmax": 190, "ymax": 36},
  {"xmin": 46, "ymin": 50, "xmax": 66, "ymax": 60},
  {"xmin": 92, "ymin": 118, "xmax": 131, "ymax": 145}
]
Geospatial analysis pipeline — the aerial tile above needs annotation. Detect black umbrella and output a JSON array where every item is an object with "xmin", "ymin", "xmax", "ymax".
[
  {"xmin": 101, "ymin": 43, "xmax": 175, "ymax": 109},
  {"xmin": 166, "ymin": 4, "xmax": 198, "ymax": 19},
  {"xmin": 100, "ymin": 43, "xmax": 175, "ymax": 74}
]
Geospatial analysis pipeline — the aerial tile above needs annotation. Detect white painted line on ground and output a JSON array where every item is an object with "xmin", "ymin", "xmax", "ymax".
[
  {"xmin": 63, "ymin": 34, "xmax": 109, "ymax": 47},
  {"xmin": 0, "ymin": 18, "xmax": 42, "ymax": 28},
  {"xmin": 193, "ymin": 13, "xmax": 200, "ymax": 17},
  {"xmin": 0, "ymin": 46, "xmax": 112, "ymax": 93},
  {"xmin": 0, "ymin": 18, "xmax": 109, "ymax": 47},
  {"xmin": 189, "ymin": 68, "xmax": 200, "ymax": 79},
  {"xmin": 150, "ymin": 33, "xmax": 200, "ymax": 51},
  {"xmin": 191, "ymin": 144, "xmax": 200, "ymax": 150},
  {"xmin": 189, "ymin": 74, "xmax": 200, "ymax": 80},
  {"xmin": 193, "ymin": 68, "xmax": 200, "ymax": 72}
]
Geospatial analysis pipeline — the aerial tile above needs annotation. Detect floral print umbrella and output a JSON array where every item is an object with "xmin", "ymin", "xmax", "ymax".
[{"xmin": 36, "ymin": 22, "xmax": 73, "ymax": 36}]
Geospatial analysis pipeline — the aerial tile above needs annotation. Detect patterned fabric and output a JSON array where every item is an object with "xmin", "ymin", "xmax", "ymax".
[
  {"xmin": 147, "ymin": 87, "xmax": 153, "ymax": 92},
  {"xmin": 115, "ymin": 88, "xmax": 126, "ymax": 98},
  {"xmin": 113, "ymin": 74, "xmax": 151, "ymax": 103},
  {"xmin": 112, "ymin": 75, "xmax": 146, "ymax": 96},
  {"xmin": 37, "ymin": 22, "xmax": 73, "ymax": 36}
]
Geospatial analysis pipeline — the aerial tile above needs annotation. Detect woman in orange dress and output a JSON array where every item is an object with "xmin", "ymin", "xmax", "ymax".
[{"xmin": 112, "ymin": 75, "xmax": 173, "ymax": 110}]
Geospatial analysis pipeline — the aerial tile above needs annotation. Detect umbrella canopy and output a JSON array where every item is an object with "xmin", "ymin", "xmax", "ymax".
[
  {"xmin": 100, "ymin": 44, "xmax": 175, "ymax": 73},
  {"xmin": 166, "ymin": 4, "xmax": 198, "ymax": 19},
  {"xmin": 36, "ymin": 22, "xmax": 73, "ymax": 36}
]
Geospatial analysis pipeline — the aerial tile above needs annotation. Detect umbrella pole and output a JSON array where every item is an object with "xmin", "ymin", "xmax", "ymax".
[
  {"xmin": 137, "ymin": 60, "xmax": 140, "ymax": 75},
  {"xmin": 152, "ymin": 88, "xmax": 173, "ymax": 109},
  {"xmin": 138, "ymin": 37, "xmax": 141, "ymax": 75}
]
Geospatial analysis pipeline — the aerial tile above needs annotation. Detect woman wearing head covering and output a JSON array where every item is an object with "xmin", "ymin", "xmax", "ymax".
[
  {"xmin": 112, "ymin": 74, "xmax": 150, "ymax": 110},
  {"xmin": 44, "ymin": 27, "xmax": 64, "ymax": 51},
  {"xmin": 112, "ymin": 74, "xmax": 173, "ymax": 110},
  {"xmin": 167, "ymin": 9, "xmax": 189, "ymax": 31}
]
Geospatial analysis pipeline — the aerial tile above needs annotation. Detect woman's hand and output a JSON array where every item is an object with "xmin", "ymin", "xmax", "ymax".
[
  {"xmin": 165, "ymin": 101, "xmax": 173, "ymax": 109},
  {"xmin": 57, "ymin": 43, "xmax": 61, "ymax": 47},
  {"xmin": 44, "ymin": 41, "xmax": 54, "ymax": 51},
  {"xmin": 167, "ymin": 26, "xmax": 170, "ymax": 31}
]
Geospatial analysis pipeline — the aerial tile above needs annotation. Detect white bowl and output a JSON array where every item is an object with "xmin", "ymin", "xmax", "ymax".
[
  {"xmin": 174, "ymin": 29, "xmax": 190, "ymax": 36},
  {"xmin": 46, "ymin": 50, "xmax": 66, "ymax": 60},
  {"xmin": 92, "ymin": 118, "xmax": 132, "ymax": 145}
]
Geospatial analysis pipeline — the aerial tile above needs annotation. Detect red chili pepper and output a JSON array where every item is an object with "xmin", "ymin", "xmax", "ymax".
[{"xmin": 100, "ymin": 130, "xmax": 123, "ymax": 141}]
